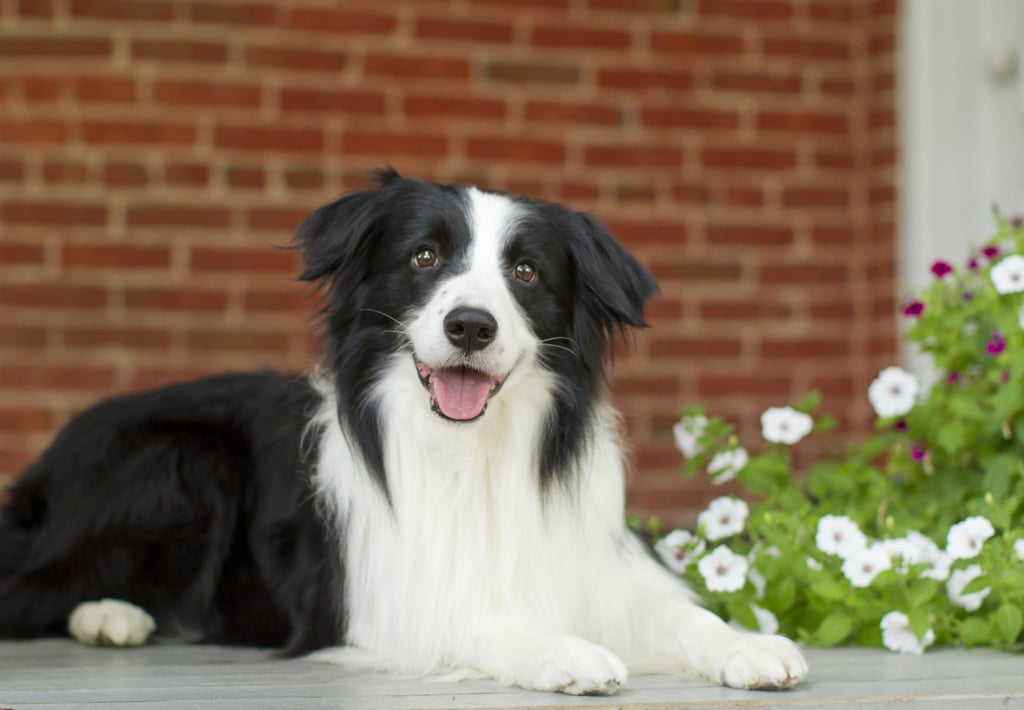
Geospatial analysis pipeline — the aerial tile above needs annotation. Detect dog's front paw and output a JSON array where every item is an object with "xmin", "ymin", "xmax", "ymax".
[
  {"xmin": 517, "ymin": 636, "xmax": 629, "ymax": 695},
  {"xmin": 714, "ymin": 633, "xmax": 808, "ymax": 690},
  {"xmin": 68, "ymin": 599, "xmax": 156, "ymax": 647}
]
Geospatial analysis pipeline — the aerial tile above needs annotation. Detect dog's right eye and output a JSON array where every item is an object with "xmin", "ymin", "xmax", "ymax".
[{"xmin": 412, "ymin": 248, "xmax": 438, "ymax": 269}]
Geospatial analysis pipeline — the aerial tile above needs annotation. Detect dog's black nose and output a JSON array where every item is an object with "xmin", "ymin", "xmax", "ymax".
[{"xmin": 444, "ymin": 307, "xmax": 498, "ymax": 352}]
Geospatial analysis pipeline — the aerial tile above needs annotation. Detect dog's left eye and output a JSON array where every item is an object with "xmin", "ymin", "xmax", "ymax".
[
  {"xmin": 513, "ymin": 262, "xmax": 537, "ymax": 283},
  {"xmin": 413, "ymin": 248, "xmax": 438, "ymax": 269}
]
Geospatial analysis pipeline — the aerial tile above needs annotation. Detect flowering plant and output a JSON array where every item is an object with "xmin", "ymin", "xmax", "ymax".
[{"xmin": 653, "ymin": 215, "xmax": 1024, "ymax": 654}]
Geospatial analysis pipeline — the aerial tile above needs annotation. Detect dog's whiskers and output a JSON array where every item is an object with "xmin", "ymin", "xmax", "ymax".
[{"xmin": 539, "ymin": 337, "xmax": 580, "ymax": 359}]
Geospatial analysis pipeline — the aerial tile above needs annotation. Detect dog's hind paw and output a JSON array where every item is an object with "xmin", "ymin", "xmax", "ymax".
[{"xmin": 68, "ymin": 599, "xmax": 156, "ymax": 647}]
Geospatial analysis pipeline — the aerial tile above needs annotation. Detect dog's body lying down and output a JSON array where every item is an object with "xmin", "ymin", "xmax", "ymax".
[{"xmin": 0, "ymin": 170, "xmax": 807, "ymax": 694}]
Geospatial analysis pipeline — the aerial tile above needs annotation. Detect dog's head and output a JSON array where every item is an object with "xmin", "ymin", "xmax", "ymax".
[{"xmin": 297, "ymin": 168, "xmax": 657, "ymax": 485}]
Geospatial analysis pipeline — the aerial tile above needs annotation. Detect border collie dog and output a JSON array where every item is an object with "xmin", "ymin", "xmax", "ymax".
[{"xmin": 0, "ymin": 169, "xmax": 806, "ymax": 694}]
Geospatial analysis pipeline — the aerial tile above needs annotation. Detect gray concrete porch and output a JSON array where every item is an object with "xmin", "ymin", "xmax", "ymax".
[{"xmin": 0, "ymin": 639, "xmax": 1021, "ymax": 709}]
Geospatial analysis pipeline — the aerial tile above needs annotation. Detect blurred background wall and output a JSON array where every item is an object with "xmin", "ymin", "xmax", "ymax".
[{"xmin": 0, "ymin": 0, "xmax": 898, "ymax": 525}]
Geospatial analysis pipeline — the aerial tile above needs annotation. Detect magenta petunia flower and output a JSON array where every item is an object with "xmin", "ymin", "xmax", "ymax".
[
  {"xmin": 931, "ymin": 260, "xmax": 953, "ymax": 278},
  {"xmin": 1012, "ymin": 215, "xmax": 1023, "ymax": 229},
  {"xmin": 982, "ymin": 246, "xmax": 1000, "ymax": 259},
  {"xmin": 911, "ymin": 441, "xmax": 928, "ymax": 461},
  {"xmin": 893, "ymin": 419, "xmax": 908, "ymax": 432},
  {"xmin": 903, "ymin": 301, "xmax": 924, "ymax": 317},
  {"xmin": 968, "ymin": 257, "xmax": 980, "ymax": 271},
  {"xmin": 988, "ymin": 329, "xmax": 1006, "ymax": 355},
  {"xmin": 946, "ymin": 371, "xmax": 961, "ymax": 385}
]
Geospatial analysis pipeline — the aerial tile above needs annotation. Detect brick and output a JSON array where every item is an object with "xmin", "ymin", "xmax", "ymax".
[
  {"xmin": 696, "ymin": 375, "xmax": 792, "ymax": 398},
  {"xmin": 72, "ymin": 75, "xmax": 137, "ymax": 102},
  {"xmin": 0, "ymin": 36, "xmax": 111, "ymax": 59},
  {"xmin": 226, "ymin": 165, "xmax": 265, "ymax": 189},
  {"xmin": 588, "ymin": 0, "xmax": 684, "ymax": 12},
  {"xmin": 82, "ymin": 120, "xmax": 196, "ymax": 146},
  {"xmin": 649, "ymin": 259, "xmax": 740, "ymax": 282},
  {"xmin": 758, "ymin": 111, "xmax": 849, "ymax": 135},
  {"xmin": 70, "ymin": 0, "xmax": 174, "ymax": 21},
  {"xmin": 604, "ymin": 220, "xmax": 687, "ymax": 245},
  {"xmin": 650, "ymin": 31, "xmax": 744, "ymax": 56},
  {"xmin": 63, "ymin": 244, "xmax": 171, "ymax": 269},
  {"xmin": 641, "ymin": 106, "xmax": 739, "ymax": 131},
  {"xmin": 405, "ymin": 95, "xmax": 507, "ymax": 121},
  {"xmin": 760, "ymin": 337, "xmax": 849, "ymax": 359},
  {"xmin": 524, "ymin": 99, "xmax": 621, "ymax": 126},
  {"xmin": 722, "ymin": 186, "xmax": 764, "ymax": 206},
  {"xmin": 284, "ymin": 168, "xmax": 324, "ymax": 190},
  {"xmin": 699, "ymin": 298, "xmax": 792, "ymax": 320},
  {"xmin": 243, "ymin": 289, "xmax": 312, "ymax": 313},
  {"xmin": 154, "ymin": 80, "xmax": 262, "ymax": 108},
  {"xmin": 63, "ymin": 326, "xmax": 172, "ymax": 350},
  {"xmin": 0, "ymin": 408, "xmax": 54, "ymax": 433},
  {"xmin": 127, "ymin": 205, "xmax": 229, "ymax": 228},
  {"xmin": 711, "ymin": 70, "xmax": 802, "ymax": 94},
  {"xmin": 782, "ymin": 187, "xmax": 850, "ymax": 208},
  {"xmin": 280, "ymin": 88, "xmax": 386, "ymax": 115},
  {"xmin": 650, "ymin": 336, "xmax": 743, "ymax": 358},
  {"xmin": 189, "ymin": 2, "xmax": 277, "ymax": 25},
  {"xmin": 185, "ymin": 329, "xmax": 290, "ymax": 354},
  {"xmin": 1, "ymin": 200, "xmax": 106, "ymax": 226},
  {"xmin": 17, "ymin": 0, "xmax": 57, "ymax": 17},
  {"xmin": 530, "ymin": 25, "xmax": 631, "ymax": 50},
  {"xmin": 584, "ymin": 144, "xmax": 682, "ymax": 169},
  {"xmin": 341, "ymin": 130, "xmax": 449, "ymax": 159},
  {"xmin": 0, "ymin": 284, "xmax": 107, "ymax": 309},
  {"xmin": 614, "ymin": 376, "xmax": 680, "ymax": 396},
  {"xmin": 484, "ymin": 60, "xmax": 580, "ymax": 85},
  {"xmin": 698, "ymin": 0, "xmax": 793, "ymax": 20},
  {"xmin": 415, "ymin": 17, "xmax": 513, "ymax": 44},
  {"xmin": 364, "ymin": 53, "xmax": 470, "ymax": 81},
  {"xmin": 0, "ymin": 159, "xmax": 22, "ymax": 182},
  {"xmin": 0, "ymin": 243, "xmax": 44, "ymax": 264},
  {"xmin": 286, "ymin": 8, "xmax": 396, "ymax": 35},
  {"xmin": 244, "ymin": 207, "xmax": 308, "ymax": 231},
  {"xmin": 245, "ymin": 45, "xmax": 348, "ymax": 72},
  {"xmin": 124, "ymin": 288, "xmax": 229, "ymax": 312},
  {"xmin": 763, "ymin": 36, "xmax": 851, "ymax": 61},
  {"xmin": 103, "ymin": 161, "xmax": 148, "ymax": 186},
  {"xmin": 812, "ymin": 226, "xmax": 854, "ymax": 246},
  {"xmin": 0, "ymin": 119, "xmax": 66, "ymax": 144},
  {"xmin": 706, "ymin": 224, "xmax": 794, "ymax": 246},
  {"xmin": 190, "ymin": 247, "xmax": 298, "ymax": 274},
  {"xmin": 809, "ymin": 2, "xmax": 855, "ymax": 23},
  {"xmin": 0, "ymin": 364, "xmax": 116, "ymax": 390},
  {"xmin": 702, "ymin": 147, "xmax": 796, "ymax": 171},
  {"xmin": 41, "ymin": 159, "xmax": 88, "ymax": 184},
  {"xmin": 215, "ymin": 125, "xmax": 323, "ymax": 154},
  {"xmin": 0, "ymin": 325, "xmax": 47, "ymax": 348},
  {"xmin": 597, "ymin": 67, "xmax": 694, "ymax": 92},
  {"xmin": 132, "ymin": 39, "xmax": 227, "ymax": 63},
  {"xmin": 467, "ymin": 137, "xmax": 567, "ymax": 165},
  {"xmin": 163, "ymin": 162, "xmax": 209, "ymax": 186},
  {"xmin": 759, "ymin": 263, "xmax": 849, "ymax": 285}
]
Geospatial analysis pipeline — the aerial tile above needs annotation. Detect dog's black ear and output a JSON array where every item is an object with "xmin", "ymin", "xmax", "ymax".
[
  {"xmin": 295, "ymin": 168, "xmax": 401, "ymax": 284},
  {"xmin": 573, "ymin": 213, "xmax": 659, "ymax": 338}
]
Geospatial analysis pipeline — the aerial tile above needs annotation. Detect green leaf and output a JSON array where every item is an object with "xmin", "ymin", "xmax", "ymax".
[
  {"xmin": 960, "ymin": 617, "xmax": 992, "ymax": 647},
  {"xmin": 765, "ymin": 576, "xmax": 797, "ymax": 614},
  {"xmin": 961, "ymin": 575, "xmax": 992, "ymax": 596},
  {"xmin": 795, "ymin": 390, "xmax": 821, "ymax": 414},
  {"xmin": 810, "ymin": 576, "xmax": 846, "ymax": 602},
  {"xmin": 935, "ymin": 421, "xmax": 965, "ymax": 455},
  {"xmin": 814, "ymin": 611, "xmax": 853, "ymax": 646},
  {"xmin": 907, "ymin": 608, "xmax": 932, "ymax": 642},
  {"xmin": 994, "ymin": 603, "xmax": 1023, "ymax": 645},
  {"xmin": 906, "ymin": 579, "xmax": 940, "ymax": 609},
  {"xmin": 726, "ymin": 597, "xmax": 759, "ymax": 632}
]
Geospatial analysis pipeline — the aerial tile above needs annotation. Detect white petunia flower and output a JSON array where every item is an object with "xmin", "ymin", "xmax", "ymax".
[
  {"xmin": 816, "ymin": 515, "xmax": 868, "ymax": 559},
  {"xmin": 868, "ymin": 366, "xmax": 920, "ymax": 418},
  {"xmin": 807, "ymin": 556, "xmax": 824, "ymax": 571},
  {"xmin": 698, "ymin": 545, "xmax": 749, "ymax": 592},
  {"xmin": 672, "ymin": 415, "xmax": 708, "ymax": 458},
  {"xmin": 947, "ymin": 564, "xmax": 990, "ymax": 611},
  {"xmin": 880, "ymin": 611, "xmax": 935, "ymax": 655},
  {"xmin": 841, "ymin": 545, "xmax": 892, "ymax": 587},
  {"xmin": 1014, "ymin": 538, "xmax": 1024, "ymax": 561},
  {"xmin": 879, "ymin": 531, "xmax": 949, "ymax": 579},
  {"xmin": 991, "ymin": 254, "xmax": 1024, "ymax": 294},
  {"xmin": 706, "ymin": 447, "xmax": 749, "ymax": 485},
  {"xmin": 654, "ymin": 529, "xmax": 706, "ymax": 574},
  {"xmin": 760, "ymin": 406, "xmax": 814, "ymax": 445},
  {"xmin": 697, "ymin": 497, "xmax": 749, "ymax": 541},
  {"xmin": 946, "ymin": 516, "xmax": 995, "ymax": 559}
]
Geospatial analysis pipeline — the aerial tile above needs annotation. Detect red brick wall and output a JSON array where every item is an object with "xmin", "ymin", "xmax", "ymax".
[{"xmin": 0, "ymin": 0, "xmax": 899, "ymax": 524}]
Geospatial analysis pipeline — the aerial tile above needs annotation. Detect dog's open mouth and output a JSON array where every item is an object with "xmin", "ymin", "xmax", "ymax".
[{"xmin": 415, "ymin": 359, "xmax": 507, "ymax": 422}]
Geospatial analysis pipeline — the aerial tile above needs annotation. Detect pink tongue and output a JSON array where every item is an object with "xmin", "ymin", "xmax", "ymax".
[{"xmin": 431, "ymin": 367, "xmax": 495, "ymax": 420}]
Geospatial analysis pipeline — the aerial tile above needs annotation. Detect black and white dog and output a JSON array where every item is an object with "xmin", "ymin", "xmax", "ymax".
[{"xmin": 0, "ymin": 169, "xmax": 806, "ymax": 694}]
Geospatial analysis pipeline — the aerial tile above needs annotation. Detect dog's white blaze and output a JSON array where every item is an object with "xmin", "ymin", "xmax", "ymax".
[{"xmin": 309, "ymin": 187, "xmax": 809, "ymax": 691}]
